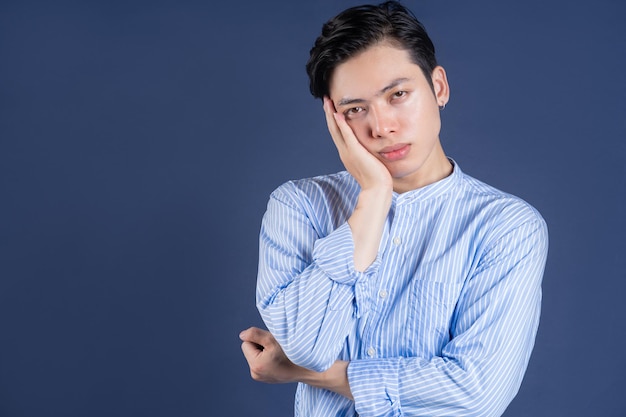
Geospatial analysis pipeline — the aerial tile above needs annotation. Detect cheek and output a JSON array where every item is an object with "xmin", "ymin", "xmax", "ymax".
[
  {"xmin": 346, "ymin": 120, "xmax": 371, "ymax": 145},
  {"xmin": 402, "ymin": 102, "xmax": 440, "ymax": 134}
]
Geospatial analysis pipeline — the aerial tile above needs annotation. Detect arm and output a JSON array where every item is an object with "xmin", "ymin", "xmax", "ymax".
[
  {"xmin": 346, "ymin": 217, "xmax": 549, "ymax": 417},
  {"xmin": 240, "ymin": 327, "xmax": 353, "ymax": 400},
  {"xmin": 250, "ymin": 210, "xmax": 547, "ymax": 416},
  {"xmin": 323, "ymin": 96, "xmax": 393, "ymax": 271},
  {"xmin": 257, "ymin": 194, "xmax": 363, "ymax": 371},
  {"xmin": 256, "ymin": 98, "xmax": 392, "ymax": 371}
]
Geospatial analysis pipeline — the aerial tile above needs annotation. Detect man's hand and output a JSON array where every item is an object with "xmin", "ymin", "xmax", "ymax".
[
  {"xmin": 323, "ymin": 96, "xmax": 392, "ymax": 192},
  {"xmin": 240, "ymin": 327, "xmax": 301, "ymax": 384},
  {"xmin": 240, "ymin": 327, "xmax": 354, "ymax": 400}
]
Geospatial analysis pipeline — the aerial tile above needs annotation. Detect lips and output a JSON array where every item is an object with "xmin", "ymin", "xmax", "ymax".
[{"xmin": 379, "ymin": 143, "xmax": 410, "ymax": 162}]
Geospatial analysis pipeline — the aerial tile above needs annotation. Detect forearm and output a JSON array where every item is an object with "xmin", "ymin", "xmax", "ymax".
[
  {"xmin": 348, "ymin": 186, "xmax": 392, "ymax": 271},
  {"xmin": 258, "ymin": 272, "xmax": 355, "ymax": 371},
  {"xmin": 349, "ymin": 250, "xmax": 545, "ymax": 417},
  {"xmin": 241, "ymin": 327, "xmax": 354, "ymax": 400},
  {"xmin": 297, "ymin": 360, "xmax": 354, "ymax": 401},
  {"xmin": 256, "ymin": 181, "xmax": 390, "ymax": 370},
  {"xmin": 349, "ymin": 336, "xmax": 537, "ymax": 417},
  {"xmin": 257, "ymin": 194, "xmax": 367, "ymax": 371}
]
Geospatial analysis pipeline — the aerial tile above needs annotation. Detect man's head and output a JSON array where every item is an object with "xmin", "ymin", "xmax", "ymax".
[
  {"xmin": 309, "ymin": 1, "xmax": 450, "ymax": 193},
  {"xmin": 306, "ymin": 1, "xmax": 438, "ymax": 99}
]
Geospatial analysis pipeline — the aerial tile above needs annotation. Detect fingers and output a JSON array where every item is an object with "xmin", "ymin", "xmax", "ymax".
[
  {"xmin": 323, "ymin": 97, "xmax": 345, "ymax": 151},
  {"xmin": 241, "ymin": 340, "xmax": 263, "ymax": 361},
  {"xmin": 323, "ymin": 96, "xmax": 362, "ymax": 154},
  {"xmin": 332, "ymin": 111, "xmax": 360, "ymax": 148},
  {"xmin": 321, "ymin": 96, "xmax": 391, "ymax": 190},
  {"xmin": 240, "ymin": 328, "xmax": 270, "ymax": 369},
  {"xmin": 240, "ymin": 328, "xmax": 289, "ymax": 383},
  {"xmin": 239, "ymin": 327, "xmax": 275, "ymax": 348}
]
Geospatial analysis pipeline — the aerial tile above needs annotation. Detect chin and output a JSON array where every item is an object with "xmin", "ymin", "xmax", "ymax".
[{"xmin": 388, "ymin": 162, "xmax": 423, "ymax": 179}]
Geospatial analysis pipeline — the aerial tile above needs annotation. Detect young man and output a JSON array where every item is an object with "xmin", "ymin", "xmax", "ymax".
[{"xmin": 240, "ymin": 2, "xmax": 548, "ymax": 416}]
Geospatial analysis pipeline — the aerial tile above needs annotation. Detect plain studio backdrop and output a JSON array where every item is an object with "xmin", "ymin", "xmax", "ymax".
[{"xmin": 1, "ymin": 0, "xmax": 624, "ymax": 416}]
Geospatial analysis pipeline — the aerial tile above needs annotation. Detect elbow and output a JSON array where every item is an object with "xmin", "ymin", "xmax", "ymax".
[
  {"xmin": 465, "ymin": 387, "xmax": 519, "ymax": 417},
  {"xmin": 470, "ymin": 376, "xmax": 524, "ymax": 416},
  {"xmin": 258, "ymin": 308, "xmax": 338, "ymax": 372},
  {"xmin": 442, "ymin": 358, "xmax": 524, "ymax": 417},
  {"xmin": 282, "ymin": 342, "xmax": 337, "ymax": 373}
]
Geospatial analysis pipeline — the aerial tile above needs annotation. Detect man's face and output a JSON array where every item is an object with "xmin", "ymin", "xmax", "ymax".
[{"xmin": 329, "ymin": 43, "xmax": 450, "ymax": 192}]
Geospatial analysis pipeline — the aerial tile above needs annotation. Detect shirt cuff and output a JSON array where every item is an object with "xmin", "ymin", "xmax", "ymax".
[
  {"xmin": 312, "ymin": 222, "xmax": 381, "ymax": 286},
  {"xmin": 348, "ymin": 358, "xmax": 401, "ymax": 417}
]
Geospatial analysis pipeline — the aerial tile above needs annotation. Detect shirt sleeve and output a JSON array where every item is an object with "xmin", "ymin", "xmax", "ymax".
[
  {"xmin": 348, "ymin": 217, "xmax": 548, "ymax": 417},
  {"xmin": 256, "ymin": 184, "xmax": 380, "ymax": 372}
]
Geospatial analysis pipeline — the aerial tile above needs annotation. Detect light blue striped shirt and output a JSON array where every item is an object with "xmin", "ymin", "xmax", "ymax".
[{"xmin": 257, "ymin": 161, "xmax": 548, "ymax": 417}]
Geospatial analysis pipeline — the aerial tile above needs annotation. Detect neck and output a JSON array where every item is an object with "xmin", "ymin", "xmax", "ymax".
[{"xmin": 392, "ymin": 146, "xmax": 452, "ymax": 193}]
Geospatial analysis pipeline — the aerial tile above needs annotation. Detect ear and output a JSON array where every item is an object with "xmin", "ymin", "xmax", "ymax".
[{"xmin": 431, "ymin": 66, "xmax": 450, "ymax": 108}]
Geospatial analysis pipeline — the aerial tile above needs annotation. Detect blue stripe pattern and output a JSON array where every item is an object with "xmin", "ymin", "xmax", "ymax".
[{"xmin": 256, "ymin": 161, "xmax": 548, "ymax": 417}]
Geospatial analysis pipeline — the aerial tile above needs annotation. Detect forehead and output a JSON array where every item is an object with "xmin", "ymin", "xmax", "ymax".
[{"xmin": 329, "ymin": 43, "xmax": 424, "ymax": 99}]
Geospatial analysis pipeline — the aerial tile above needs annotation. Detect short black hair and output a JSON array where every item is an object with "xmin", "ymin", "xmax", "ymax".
[{"xmin": 306, "ymin": 1, "xmax": 438, "ymax": 99}]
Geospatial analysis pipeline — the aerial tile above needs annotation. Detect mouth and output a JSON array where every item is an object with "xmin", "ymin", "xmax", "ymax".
[{"xmin": 379, "ymin": 144, "xmax": 410, "ymax": 162}]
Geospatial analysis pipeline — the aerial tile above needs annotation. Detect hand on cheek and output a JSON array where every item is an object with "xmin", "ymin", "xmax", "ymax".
[{"xmin": 323, "ymin": 96, "xmax": 392, "ymax": 192}]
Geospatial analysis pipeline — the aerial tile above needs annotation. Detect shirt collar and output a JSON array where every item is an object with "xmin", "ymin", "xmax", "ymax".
[{"xmin": 393, "ymin": 158, "xmax": 462, "ymax": 205}]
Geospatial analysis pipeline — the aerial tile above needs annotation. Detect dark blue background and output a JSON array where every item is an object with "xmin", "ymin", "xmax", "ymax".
[{"xmin": 1, "ymin": 0, "xmax": 624, "ymax": 416}]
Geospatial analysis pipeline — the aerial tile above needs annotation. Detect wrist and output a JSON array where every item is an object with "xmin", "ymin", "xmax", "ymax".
[
  {"xmin": 298, "ymin": 361, "xmax": 353, "ymax": 400},
  {"xmin": 359, "ymin": 182, "xmax": 392, "ymax": 198},
  {"xmin": 349, "ymin": 186, "xmax": 391, "ymax": 271},
  {"xmin": 357, "ymin": 185, "xmax": 392, "ymax": 211}
]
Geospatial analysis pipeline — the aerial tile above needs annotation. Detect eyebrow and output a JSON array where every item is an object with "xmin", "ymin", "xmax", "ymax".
[{"xmin": 336, "ymin": 77, "xmax": 412, "ymax": 107}]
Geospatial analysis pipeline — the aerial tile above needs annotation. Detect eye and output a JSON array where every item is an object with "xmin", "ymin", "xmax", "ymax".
[
  {"xmin": 392, "ymin": 90, "xmax": 407, "ymax": 99},
  {"xmin": 344, "ymin": 107, "xmax": 365, "ymax": 118}
]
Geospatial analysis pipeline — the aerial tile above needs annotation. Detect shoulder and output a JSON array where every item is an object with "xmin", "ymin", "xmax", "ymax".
[
  {"xmin": 269, "ymin": 171, "xmax": 358, "ymax": 208},
  {"xmin": 455, "ymin": 168, "xmax": 548, "ymax": 246},
  {"xmin": 263, "ymin": 171, "xmax": 359, "ymax": 234}
]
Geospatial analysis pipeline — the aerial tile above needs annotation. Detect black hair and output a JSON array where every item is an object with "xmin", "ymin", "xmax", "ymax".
[{"xmin": 306, "ymin": 1, "xmax": 438, "ymax": 99}]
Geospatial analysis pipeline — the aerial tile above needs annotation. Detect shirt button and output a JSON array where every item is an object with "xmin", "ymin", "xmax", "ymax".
[
  {"xmin": 393, "ymin": 236, "xmax": 402, "ymax": 245},
  {"xmin": 378, "ymin": 289, "xmax": 388, "ymax": 299},
  {"xmin": 367, "ymin": 347, "xmax": 376, "ymax": 357}
]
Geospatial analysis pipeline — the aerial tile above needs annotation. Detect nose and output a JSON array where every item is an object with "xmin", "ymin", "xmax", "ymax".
[{"xmin": 369, "ymin": 105, "xmax": 397, "ymax": 138}]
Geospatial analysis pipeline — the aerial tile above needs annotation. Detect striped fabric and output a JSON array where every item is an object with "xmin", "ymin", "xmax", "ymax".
[{"xmin": 256, "ymin": 161, "xmax": 548, "ymax": 417}]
